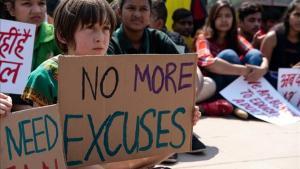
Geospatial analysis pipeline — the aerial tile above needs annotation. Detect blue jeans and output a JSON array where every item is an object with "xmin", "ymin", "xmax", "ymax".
[
  {"xmin": 209, "ymin": 49, "xmax": 263, "ymax": 92},
  {"xmin": 265, "ymin": 71, "xmax": 278, "ymax": 88}
]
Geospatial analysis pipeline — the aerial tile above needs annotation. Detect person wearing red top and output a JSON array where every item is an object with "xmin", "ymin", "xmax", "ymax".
[
  {"xmin": 195, "ymin": 0, "xmax": 269, "ymax": 118},
  {"xmin": 196, "ymin": 0, "xmax": 268, "ymax": 91}
]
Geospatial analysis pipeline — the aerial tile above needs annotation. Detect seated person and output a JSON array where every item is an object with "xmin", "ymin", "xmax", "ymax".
[
  {"xmin": 261, "ymin": 0, "xmax": 300, "ymax": 87},
  {"xmin": 21, "ymin": 0, "xmax": 202, "ymax": 168},
  {"xmin": 4, "ymin": 0, "xmax": 61, "ymax": 111},
  {"xmin": 172, "ymin": 8, "xmax": 194, "ymax": 52},
  {"xmin": 195, "ymin": 0, "xmax": 268, "ymax": 119},
  {"xmin": 149, "ymin": 0, "xmax": 188, "ymax": 53},
  {"xmin": 238, "ymin": 1, "xmax": 263, "ymax": 48}
]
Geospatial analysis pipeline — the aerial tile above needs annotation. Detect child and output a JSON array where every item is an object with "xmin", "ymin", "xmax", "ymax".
[
  {"xmin": 261, "ymin": 0, "xmax": 300, "ymax": 87},
  {"xmin": 0, "ymin": 93, "xmax": 12, "ymax": 116},
  {"xmin": 4, "ymin": 0, "xmax": 60, "ymax": 110},
  {"xmin": 21, "ymin": 0, "xmax": 200, "ymax": 168},
  {"xmin": 172, "ymin": 8, "xmax": 194, "ymax": 52},
  {"xmin": 4, "ymin": 0, "xmax": 61, "ymax": 75},
  {"xmin": 195, "ymin": 0, "xmax": 268, "ymax": 118}
]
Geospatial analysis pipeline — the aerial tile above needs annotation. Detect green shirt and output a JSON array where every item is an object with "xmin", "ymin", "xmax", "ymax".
[
  {"xmin": 32, "ymin": 22, "xmax": 60, "ymax": 71},
  {"xmin": 22, "ymin": 56, "xmax": 59, "ymax": 106},
  {"xmin": 108, "ymin": 25, "xmax": 181, "ymax": 55}
]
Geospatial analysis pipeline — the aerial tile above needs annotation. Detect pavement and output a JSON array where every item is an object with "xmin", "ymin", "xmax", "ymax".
[{"xmin": 158, "ymin": 116, "xmax": 300, "ymax": 169}]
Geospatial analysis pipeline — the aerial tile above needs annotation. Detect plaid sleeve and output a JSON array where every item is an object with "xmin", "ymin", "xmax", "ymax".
[
  {"xmin": 195, "ymin": 34, "xmax": 216, "ymax": 67},
  {"xmin": 238, "ymin": 35, "xmax": 253, "ymax": 55}
]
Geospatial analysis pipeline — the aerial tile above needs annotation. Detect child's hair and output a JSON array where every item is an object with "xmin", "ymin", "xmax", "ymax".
[
  {"xmin": 119, "ymin": 0, "xmax": 152, "ymax": 10},
  {"xmin": 53, "ymin": 0, "xmax": 116, "ymax": 53},
  {"xmin": 203, "ymin": 0, "xmax": 239, "ymax": 51},
  {"xmin": 172, "ymin": 8, "xmax": 193, "ymax": 23},
  {"xmin": 238, "ymin": 1, "xmax": 262, "ymax": 21}
]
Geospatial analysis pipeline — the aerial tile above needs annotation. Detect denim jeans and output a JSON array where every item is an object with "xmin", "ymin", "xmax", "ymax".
[
  {"xmin": 265, "ymin": 71, "xmax": 278, "ymax": 88},
  {"xmin": 209, "ymin": 49, "xmax": 263, "ymax": 92}
]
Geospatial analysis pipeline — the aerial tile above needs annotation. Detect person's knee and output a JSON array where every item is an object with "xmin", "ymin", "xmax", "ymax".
[
  {"xmin": 247, "ymin": 49, "xmax": 262, "ymax": 58},
  {"xmin": 196, "ymin": 67, "xmax": 204, "ymax": 95},
  {"xmin": 196, "ymin": 77, "xmax": 216, "ymax": 103},
  {"xmin": 244, "ymin": 49, "xmax": 262, "ymax": 65},
  {"xmin": 217, "ymin": 49, "xmax": 240, "ymax": 64}
]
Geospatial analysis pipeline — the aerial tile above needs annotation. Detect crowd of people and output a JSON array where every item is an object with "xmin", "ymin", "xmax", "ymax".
[{"xmin": 0, "ymin": 0, "xmax": 299, "ymax": 168}]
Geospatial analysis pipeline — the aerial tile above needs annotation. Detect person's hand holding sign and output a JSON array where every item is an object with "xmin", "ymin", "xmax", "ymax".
[
  {"xmin": 0, "ymin": 93, "xmax": 12, "ymax": 117},
  {"xmin": 193, "ymin": 106, "xmax": 201, "ymax": 126}
]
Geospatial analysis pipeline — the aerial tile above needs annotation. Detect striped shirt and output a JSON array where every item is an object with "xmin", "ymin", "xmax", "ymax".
[{"xmin": 195, "ymin": 33, "xmax": 253, "ymax": 67}]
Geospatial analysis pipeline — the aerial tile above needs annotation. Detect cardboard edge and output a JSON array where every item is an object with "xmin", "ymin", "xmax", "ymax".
[{"xmin": 191, "ymin": 54, "xmax": 198, "ymax": 152}]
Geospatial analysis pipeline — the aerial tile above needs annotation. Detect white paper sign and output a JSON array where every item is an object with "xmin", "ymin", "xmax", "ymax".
[
  {"xmin": 278, "ymin": 68, "xmax": 300, "ymax": 110},
  {"xmin": 220, "ymin": 77, "xmax": 300, "ymax": 125},
  {"xmin": 0, "ymin": 19, "xmax": 36, "ymax": 94}
]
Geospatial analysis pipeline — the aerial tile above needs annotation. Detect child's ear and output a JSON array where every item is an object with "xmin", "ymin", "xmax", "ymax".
[
  {"xmin": 5, "ymin": 2, "xmax": 16, "ymax": 17},
  {"xmin": 56, "ymin": 32, "xmax": 67, "ymax": 44}
]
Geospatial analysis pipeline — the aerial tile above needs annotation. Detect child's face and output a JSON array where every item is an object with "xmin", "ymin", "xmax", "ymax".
[
  {"xmin": 8, "ymin": 0, "xmax": 46, "ymax": 27},
  {"xmin": 214, "ymin": 7, "xmax": 233, "ymax": 34},
  {"xmin": 119, "ymin": 0, "xmax": 151, "ymax": 32},
  {"xmin": 173, "ymin": 16, "xmax": 194, "ymax": 37},
  {"xmin": 68, "ymin": 23, "xmax": 111, "ymax": 56}
]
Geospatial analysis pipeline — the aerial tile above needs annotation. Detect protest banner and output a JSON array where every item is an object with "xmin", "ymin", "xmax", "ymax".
[
  {"xmin": 0, "ymin": 19, "xmax": 35, "ymax": 94},
  {"xmin": 278, "ymin": 68, "xmax": 300, "ymax": 110},
  {"xmin": 220, "ymin": 77, "xmax": 300, "ymax": 125},
  {"xmin": 58, "ymin": 54, "xmax": 197, "ymax": 167},
  {"xmin": 0, "ymin": 105, "xmax": 67, "ymax": 169}
]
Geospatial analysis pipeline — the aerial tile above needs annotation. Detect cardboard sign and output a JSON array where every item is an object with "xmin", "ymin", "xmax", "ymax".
[
  {"xmin": 0, "ymin": 105, "xmax": 67, "ymax": 169},
  {"xmin": 278, "ymin": 68, "xmax": 300, "ymax": 110},
  {"xmin": 0, "ymin": 19, "xmax": 35, "ymax": 94},
  {"xmin": 58, "ymin": 54, "xmax": 197, "ymax": 167},
  {"xmin": 220, "ymin": 77, "xmax": 300, "ymax": 125}
]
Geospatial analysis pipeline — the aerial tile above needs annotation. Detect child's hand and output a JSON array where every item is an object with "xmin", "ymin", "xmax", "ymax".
[
  {"xmin": 0, "ymin": 93, "xmax": 12, "ymax": 117},
  {"xmin": 192, "ymin": 106, "xmax": 201, "ymax": 126}
]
